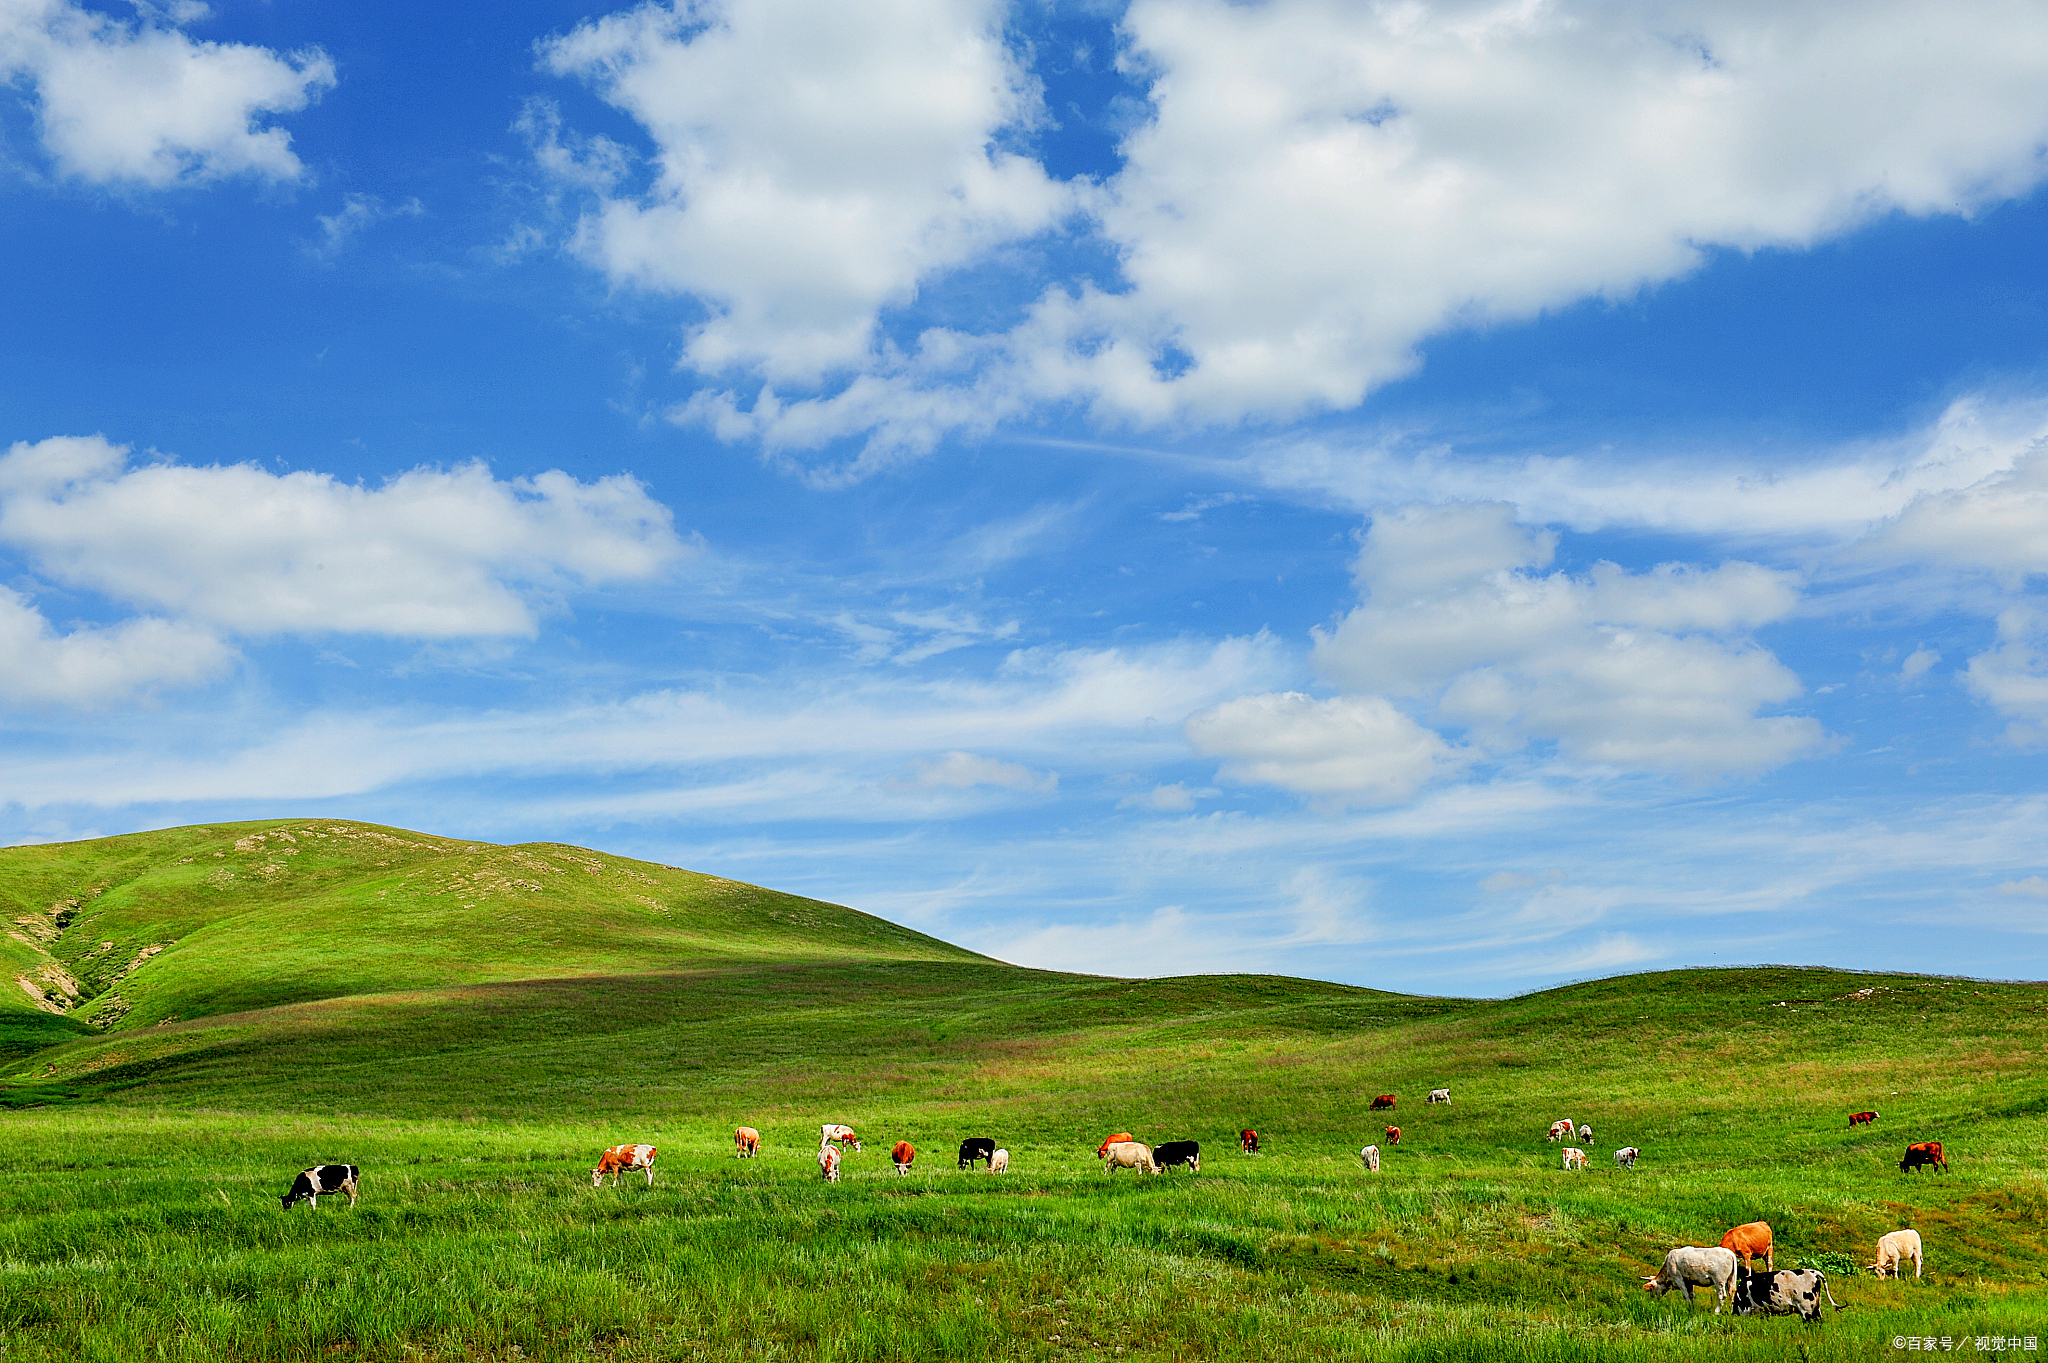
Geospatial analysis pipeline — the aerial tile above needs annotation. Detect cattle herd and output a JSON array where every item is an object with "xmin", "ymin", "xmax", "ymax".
[{"xmin": 272, "ymin": 1093, "xmax": 1946, "ymax": 1323}]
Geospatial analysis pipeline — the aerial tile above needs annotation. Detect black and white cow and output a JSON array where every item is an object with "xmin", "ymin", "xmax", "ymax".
[
  {"xmin": 1732, "ymin": 1266, "xmax": 1842, "ymax": 1322},
  {"xmin": 281, "ymin": 1164, "xmax": 359, "ymax": 1210},
  {"xmin": 957, "ymin": 1137, "xmax": 996, "ymax": 1169},
  {"xmin": 1154, "ymin": 1140, "xmax": 1200, "ymax": 1173}
]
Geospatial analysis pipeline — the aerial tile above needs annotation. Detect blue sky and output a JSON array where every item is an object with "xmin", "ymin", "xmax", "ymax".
[{"xmin": 5, "ymin": 0, "xmax": 2048, "ymax": 995}]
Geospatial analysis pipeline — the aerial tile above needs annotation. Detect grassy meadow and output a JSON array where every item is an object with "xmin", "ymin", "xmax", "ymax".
[{"xmin": 4, "ymin": 820, "xmax": 2047, "ymax": 1359}]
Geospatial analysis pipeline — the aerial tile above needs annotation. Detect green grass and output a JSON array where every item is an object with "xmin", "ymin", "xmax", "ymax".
[{"xmin": 3, "ymin": 820, "xmax": 2046, "ymax": 1360}]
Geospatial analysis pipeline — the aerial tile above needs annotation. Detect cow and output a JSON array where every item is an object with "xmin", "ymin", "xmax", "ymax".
[
  {"xmin": 1097, "ymin": 1132, "xmax": 1134, "ymax": 1158},
  {"xmin": 734, "ymin": 1126, "xmax": 761, "ymax": 1158},
  {"xmin": 990, "ymin": 1148, "xmax": 1010, "ymax": 1174},
  {"xmin": 1427, "ymin": 1088, "xmax": 1451, "ymax": 1105},
  {"xmin": 820, "ymin": 1123, "xmax": 862, "ymax": 1152},
  {"xmin": 1360, "ymin": 1144, "xmax": 1380, "ymax": 1173},
  {"xmin": 1547, "ymin": 1118, "xmax": 1575, "ymax": 1142},
  {"xmin": 1239, "ymin": 1129, "xmax": 1260, "ymax": 1154},
  {"xmin": 959, "ymin": 1137, "xmax": 997, "ymax": 1169},
  {"xmin": 1384, "ymin": 1126, "xmax": 1401, "ymax": 1145},
  {"xmin": 1733, "ymin": 1266, "xmax": 1842, "ymax": 1322},
  {"xmin": 1719, "ymin": 1221, "xmax": 1773, "ymax": 1271},
  {"xmin": 591, "ymin": 1144, "xmax": 656, "ymax": 1188},
  {"xmin": 1899, "ymin": 1141, "xmax": 1947, "ymax": 1174},
  {"xmin": 1577, "ymin": 1123, "xmax": 1592, "ymax": 1144},
  {"xmin": 1154, "ymin": 1140, "xmax": 1200, "ymax": 1173},
  {"xmin": 1370, "ymin": 1094, "xmax": 1397, "ymax": 1110},
  {"xmin": 818, "ymin": 1144, "xmax": 840, "ymax": 1182},
  {"xmin": 1562, "ymin": 1147, "xmax": 1588, "ymax": 1170},
  {"xmin": 1102, "ymin": 1141, "xmax": 1159, "ymax": 1175},
  {"xmin": 1614, "ymin": 1146, "xmax": 1640, "ymax": 1170},
  {"xmin": 891, "ymin": 1140, "xmax": 915, "ymax": 1175},
  {"xmin": 1643, "ymin": 1246, "xmax": 1739, "ymax": 1313},
  {"xmin": 281, "ymin": 1164, "xmax": 358, "ymax": 1210},
  {"xmin": 1849, "ymin": 1110, "xmax": 1879, "ymax": 1126},
  {"xmin": 1870, "ymin": 1228, "xmax": 1924, "ymax": 1279}
]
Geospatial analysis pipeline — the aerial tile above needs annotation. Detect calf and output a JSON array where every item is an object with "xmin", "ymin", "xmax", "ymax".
[
  {"xmin": 1899, "ymin": 1141, "xmax": 1947, "ymax": 1174},
  {"xmin": 1154, "ymin": 1140, "xmax": 1200, "ymax": 1173},
  {"xmin": 734, "ymin": 1126, "xmax": 761, "ymax": 1158},
  {"xmin": 1870, "ymin": 1228, "xmax": 1924, "ymax": 1279},
  {"xmin": 592, "ymin": 1144, "xmax": 656, "ymax": 1188},
  {"xmin": 1719, "ymin": 1221, "xmax": 1773, "ymax": 1271},
  {"xmin": 1849, "ymin": 1110, "xmax": 1879, "ymax": 1126},
  {"xmin": 818, "ymin": 1144, "xmax": 840, "ymax": 1182},
  {"xmin": 1097, "ymin": 1132, "xmax": 1134, "ymax": 1158},
  {"xmin": 1733, "ymin": 1266, "xmax": 1841, "ymax": 1322},
  {"xmin": 1577, "ymin": 1123, "xmax": 1592, "ymax": 1145},
  {"xmin": 990, "ymin": 1148, "xmax": 1010, "ymax": 1174},
  {"xmin": 1427, "ymin": 1088, "xmax": 1451, "ymax": 1105},
  {"xmin": 1101, "ymin": 1141, "xmax": 1159, "ymax": 1175},
  {"xmin": 1370, "ymin": 1094, "xmax": 1396, "ymax": 1110},
  {"xmin": 891, "ymin": 1140, "xmax": 915, "ymax": 1175},
  {"xmin": 1614, "ymin": 1146, "xmax": 1640, "ymax": 1170},
  {"xmin": 820, "ymin": 1124, "xmax": 862, "ymax": 1152},
  {"xmin": 1547, "ymin": 1118, "xmax": 1575, "ymax": 1142},
  {"xmin": 1360, "ymin": 1144, "xmax": 1380, "ymax": 1173},
  {"xmin": 1239, "ymin": 1129, "xmax": 1260, "ymax": 1154},
  {"xmin": 958, "ymin": 1137, "xmax": 997, "ymax": 1169},
  {"xmin": 1384, "ymin": 1125, "xmax": 1401, "ymax": 1145},
  {"xmin": 1562, "ymin": 1147, "xmax": 1588, "ymax": 1170},
  {"xmin": 1643, "ymin": 1246, "xmax": 1739, "ymax": 1313},
  {"xmin": 281, "ymin": 1164, "xmax": 358, "ymax": 1210}
]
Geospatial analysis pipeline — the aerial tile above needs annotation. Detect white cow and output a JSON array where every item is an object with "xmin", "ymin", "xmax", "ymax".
[
  {"xmin": 1360, "ymin": 1144, "xmax": 1380, "ymax": 1172},
  {"xmin": 1427, "ymin": 1088, "xmax": 1451, "ymax": 1105},
  {"xmin": 1101, "ymin": 1141, "xmax": 1159, "ymax": 1175},
  {"xmin": 820, "ymin": 1123, "xmax": 861, "ymax": 1151},
  {"xmin": 1870, "ymin": 1229, "xmax": 1924, "ymax": 1279},
  {"xmin": 818, "ymin": 1144, "xmax": 841, "ymax": 1182},
  {"xmin": 1547, "ymin": 1118, "xmax": 1575, "ymax": 1142},
  {"xmin": 1644, "ymin": 1246, "xmax": 1739, "ymax": 1313},
  {"xmin": 1577, "ymin": 1123, "xmax": 1592, "ymax": 1144},
  {"xmin": 1562, "ymin": 1147, "xmax": 1588, "ymax": 1170},
  {"xmin": 1614, "ymin": 1146, "xmax": 1640, "ymax": 1170},
  {"xmin": 990, "ymin": 1148, "xmax": 1010, "ymax": 1174}
]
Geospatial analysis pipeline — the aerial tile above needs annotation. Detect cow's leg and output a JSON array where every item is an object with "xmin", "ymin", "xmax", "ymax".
[
  {"xmin": 644, "ymin": 1163, "xmax": 654, "ymax": 1186},
  {"xmin": 1765, "ymin": 1247, "xmax": 1773, "ymax": 1271},
  {"xmin": 307, "ymin": 1193, "xmax": 317, "ymax": 1209},
  {"xmin": 345, "ymin": 1179, "xmax": 358, "ymax": 1207}
]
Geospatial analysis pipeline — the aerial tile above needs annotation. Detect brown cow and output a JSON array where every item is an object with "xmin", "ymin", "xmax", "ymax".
[
  {"xmin": 1384, "ymin": 1125, "xmax": 1401, "ymax": 1145},
  {"xmin": 891, "ymin": 1140, "xmax": 914, "ymax": 1175},
  {"xmin": 1900, "ymin": 1141, "xmax": 1947, "ymax": 1173},
  {"xmin": 1096, "ymin": 1131, "xmax": 1134, "ymax": 1158},
  {"xmin": 592, "ymin": 1144, "xmax": 656, "ymax": 1187},
  {"xmin": 734, "ymin": 1126, "xmax": 761, "ymax": 1158},
  {"xmin": 1720, "ymin": 1221, "xmax": 1773, "ymax": 1271},
  {"xmin": 1239, "ymin": 1129, "xmax": 1259, "ymax": 1154},
  {"xmin": 1370, "ymin": 1094, "xmax": 1396, "ymax": 1110},
  {"xmin": 1848, "ymin": 1110, "xmax": 1878, "ymax": 1126}
]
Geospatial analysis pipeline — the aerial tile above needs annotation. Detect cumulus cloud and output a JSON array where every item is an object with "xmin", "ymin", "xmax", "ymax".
[
  {"xmin": 1116, "ymin": 782, "xmax": 1203, "ymax": 812},
  {"xmin": 537, "ymin": 0, "xmax": 1071, "ymax": 384},
  {"xmin": 1964, "ymin": 608, "xmax": 2048, "ymax": 745},
  {"xmin": 0, "ymin": 585, "xmax": 230, "ymax": 706},
  {"xmin": 1187, "ymin": 691, "xmax": 1463, "ymax": 805},
  {"xmin": 901, "ymin": 750, "xmax": 1056, "ymax": 794},
  {"xmin": 1876, "ymin": 441, "xmax": 2048, "ymax": 586},
  {"xmin": 0, "ymin": 435, "xmax": 687, "ymax": 639},
  {"xmin": 0, "ymin": 0, "xmax": 334, "ymax": 187},
  {"xmin": 541, "ymin": 0, "xmax": 2048, "ymax": 464},
  {"xmin": 1996, "ymin": 875, "xmax": 2048, "ymax": 899}
]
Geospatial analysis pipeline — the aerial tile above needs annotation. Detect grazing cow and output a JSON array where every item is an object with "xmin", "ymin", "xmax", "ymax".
[
  {"xmin": 1239, "ymin": 1129, "xmax": 1260, "ymax": 1154},
  {"xmin": 1562, "ymin": 1147, "xmax": 1588, "ymax": 1170},
  {"xmin": 1643, "ymin": 1246, "xmax": 1739, "ymax": 1313},
  {"xmin": 1360, "ymin": 1144, "xmax": 1380, "ymax": 1173},
  {"xmin": 1384, "ymin": 1126, "xmax": 1401, "ymax": 1145},
  {"xmin": 818, "ymin": 1144, "xmax": 840, "ymax": 1182},
  {"xmin": 1427, "ymin": 1088, "xmax": 1451, "ymax": 1105},
  {"xmin": 734, "ymin": 1126, "xmax": 761, "ymax": 1158},
  {"xmin": 1102, "ymin": 1141, "xmax": 1160, "ymax": 1175},
  {"xmin": 591, "ymin": 1144, "xmax": 656, "ymax": 1188},
  {"xmin": 1370, "ymin": 1094, "xmax": 1397, "ymax": 1110},
  {"xmin": 1870, "ymin": 1228, "xmax": 1924, "ymax": 1279},
  {"xmin": 1577, "ymin": 1123, "xmax": 1592, "ymax": 1144},
  {"xmin": 1719, "ymin": 1221, "xmax": 1773, "ymax": 1271},
  {"xmin": 1899, "ymin": 1141, "xmax": 1947, "ymax": 1174},
  {"xmin": 1097, "ymin": 1132, "xmax": 1135, "ymax": 1158},
  {"xmin": 958, "ymin": 1137, "xmax": 997, "ymax": 1169},
  {"xmin": 1547, "ymin": 1118, "xmax": 1575, "ymax": 1142},
  {"xmin": 891, "ymin": 1140, "xmax": 915, "ymax": 1175},
  {"xmin": 820, "ymin": 1124, "xmax": 862, "ymax": 1152},
  {"xmin": 1154, "ymin": 1140, "xmax": 1200, "ymax": 1173},
  {"xmin": 281, "ymin": 1164, "xmax": 358, "ymax": 1210},
  {"xmin": 990, "ymin": 1148, "xmax": 1010, "ymax": 1174},
  {"xmin": 1614, "ymin": 1146, "xmax": 1640, "ymax": 1170},
  {"xmin": 1733, "ymin": 1266, "xmax": 1842, "ymax": 1322},
  {"xmin": 1849, "ymin": 1110, "xmax": 1879, "ymax": 1126}
]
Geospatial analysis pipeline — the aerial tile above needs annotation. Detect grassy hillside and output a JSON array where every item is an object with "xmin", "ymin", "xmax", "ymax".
[{"xmin": 2, "ymin": 821, "xmax": 2046, "ymax": 1361}]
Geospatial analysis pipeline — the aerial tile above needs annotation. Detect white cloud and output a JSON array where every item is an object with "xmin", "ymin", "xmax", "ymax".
[
  {"xmin": 537, "ymin": 0, "xmax": 1071, "ymax": 385},
  {"xmin": 308, "ymin": 193, "xmax": 424, "ymax": 259},
  {"xmin": 1964, "ymin": 607, "xmax": 2048, "ymax": 745},
  {"xmin": 1309, "ymin": 502, "xmax": 1821, "ymax": 776},
  {"xmin": 901, "ymin": 750, "xmax": 1056, "ymax": 794},
  {"xmin": 0, "ymin": 436, "xmax": 687, "ymax": 639},
  {"xmin": 1996, "ymin": 876, "xmax": 2048, "ymax": 899},
  {"xmin": 1901, "ymin": 648, "xmax": 1940, "ymax": 683},
  {"xmin": 1876, "ymin": 442, "xmax": 2048, "ymax": 586},
  {"xmin": 544, "ymin": 0, "xmax": 2048, "ymax": 463},
  {"xmin": 0, "ymin": 0, "xmax": 334, "ymax": 187},
  {"xmin": 1186, "ymin": 691, "xmax": 1464, "ymax": 805},
  {"xmin": 1116, "ymin": 782, "xmax": 1203, "ymax": 812},
  {"xmin": 0, "ymin": 585, "xmax": 230, "ymax": 706}
]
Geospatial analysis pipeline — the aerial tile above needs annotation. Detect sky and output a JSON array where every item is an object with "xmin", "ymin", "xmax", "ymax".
[{"xmin": 4, "ymin": 0, "xmax": 2048, "ymax": 996}]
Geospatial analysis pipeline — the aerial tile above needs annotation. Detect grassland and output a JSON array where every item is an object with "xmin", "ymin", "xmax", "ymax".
[{"xmin": 3, "ymin": 819, "xmax": 2047, "ymax": 1360}]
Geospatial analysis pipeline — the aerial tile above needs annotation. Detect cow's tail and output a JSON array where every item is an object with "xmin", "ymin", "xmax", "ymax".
[{"xmin": 1820, "ymin": 1273, "xmax": 1844, "ymax": 1311}]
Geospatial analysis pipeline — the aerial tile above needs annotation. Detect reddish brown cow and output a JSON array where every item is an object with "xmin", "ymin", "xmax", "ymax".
[
  {"xmin": 1239, "ymin": 1129, "xmax": 1259, "ymax": 1154},
  {"xmin": 1370, "ymin": 1095, "xmax": 1396, "ymax": 1110},
  {"xmin": 734, "ymin": 1126, "xmax": 761, "ymax": 1157},
  {"xmin": 1096, "ymin": 1132, "xmax": 1134, "ymax": 1157},
  {"xmin": 1719, "ymin": 1221, "xmax": 1773, "ymax": 1271},
  {"xmin": 1848, "ymin": 1111, "xmax": 1878, "ymax": 1126},
  {"xmin": 1384, "ymin": 1126, "xmax": 1401, "ymax": 1145},
  {"xmin": 891, "ymin": 1140, "xmax": 915, "ymax": 1175},
  {"xmin": 1900, "ymin": 1141, "xmax": 1947, "ymax": 1174}
]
